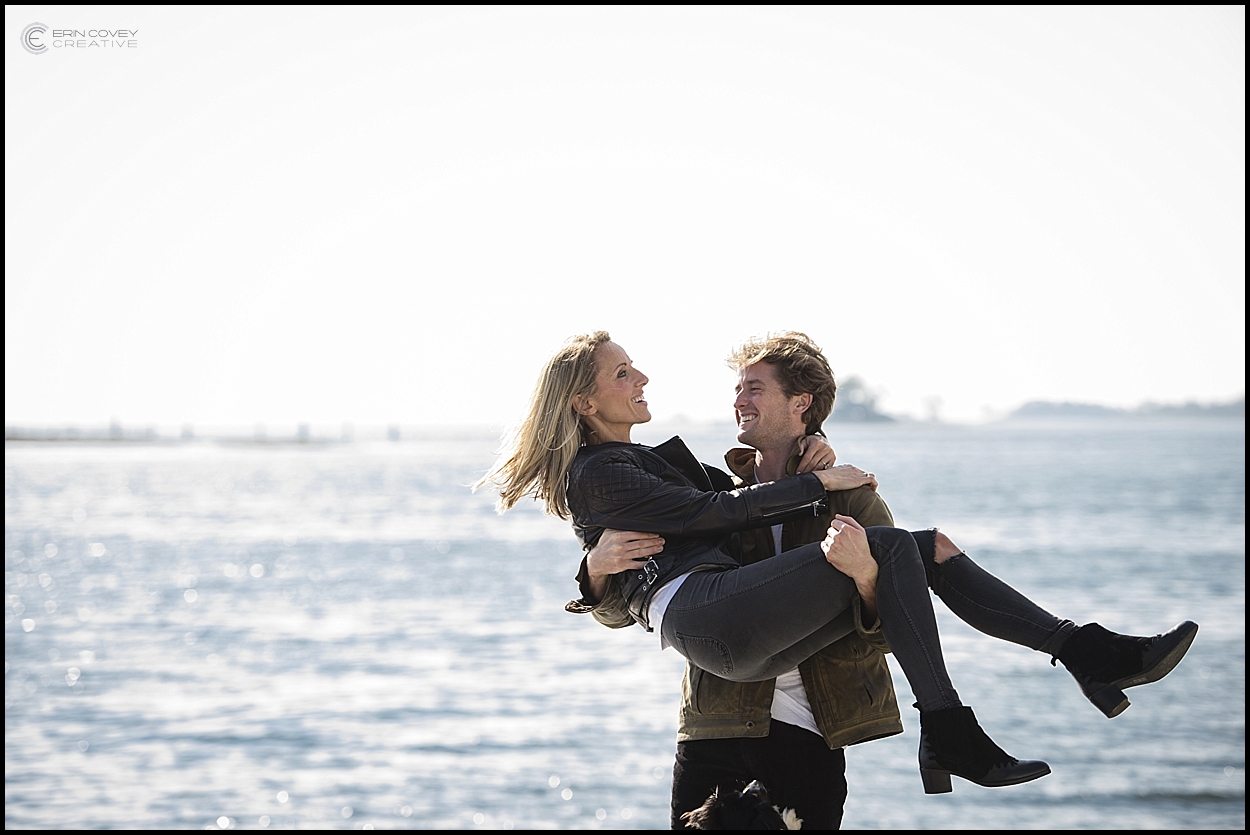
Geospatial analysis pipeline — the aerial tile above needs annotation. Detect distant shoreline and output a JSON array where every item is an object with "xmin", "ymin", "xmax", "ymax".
[
  {"xmin": 5, "ymin": 402, "xmax": 1244, "ymax": 447},
  {"xmin": 1003, "ymin": 397, "xmax": 1244, "ymax": 422}
]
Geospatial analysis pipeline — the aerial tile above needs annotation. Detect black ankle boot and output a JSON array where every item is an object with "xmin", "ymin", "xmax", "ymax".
[
  {"xmin": 1054, "ymin": 620, "xmax": 1199, "ymax": 718},
  {"xmin": 916, "ymin": 705, "xmax": 1051, "ymax": 794}
]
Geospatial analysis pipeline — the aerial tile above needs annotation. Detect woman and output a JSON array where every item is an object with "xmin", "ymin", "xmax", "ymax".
[{"xmin": 477, "ymin": 331, "xmax": 1197, "ymax": 794}]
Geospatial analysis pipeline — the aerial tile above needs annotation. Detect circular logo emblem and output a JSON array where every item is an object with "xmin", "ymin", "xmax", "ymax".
[{"xmin": 22, "ymin": 22, "xmax": 48, "ymax": 55}]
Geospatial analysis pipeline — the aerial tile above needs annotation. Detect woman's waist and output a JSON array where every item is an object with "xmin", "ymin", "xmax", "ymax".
[{"xmin": 616, "ymin": 541, "xmax": 737, "ymax": 629}]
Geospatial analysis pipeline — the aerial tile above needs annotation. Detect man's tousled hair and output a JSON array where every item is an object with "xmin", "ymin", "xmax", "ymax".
[{"xmin": 726, "ymin": 331, "xmax": 836, "ymax": 436}]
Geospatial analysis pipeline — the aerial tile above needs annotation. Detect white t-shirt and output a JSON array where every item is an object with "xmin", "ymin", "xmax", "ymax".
[
  {"xmin": 764, "ymin": 523, "xmax": 821, "ymax": 737},
  {"xmin": 649, "ymin": 571, "xmax": 692, "ymax": 650}
]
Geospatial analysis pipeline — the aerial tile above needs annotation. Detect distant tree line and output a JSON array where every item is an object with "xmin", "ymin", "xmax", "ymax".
[
  {"xmin": 830, "ymin": 376, "xmax": 894, "ymax": 423},
  {"xmin": 1007, "ymin": 397, "xmax": 1245, "ymax": 421}
]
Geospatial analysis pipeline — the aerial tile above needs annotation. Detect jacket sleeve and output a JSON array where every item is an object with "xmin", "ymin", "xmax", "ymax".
[
  {"xmin": 577, "ymin": 452, "xmax": 828, "ymax": 537},
  {"xmin": 825, "ymin": 485, "xmax": 895, "ymax": 655},
  {"xmin": 565, "ymin": 556, "xmax": 634, "ymax": 629},
  {"xmin": 845, "ymin": 486, "xmax": 895, "ymax": 528},
  {"xmin": 851, "ymin": 589, "xmax": 890, "ymax": 653},
  {"xmin": 840, "ymin": 487, "xmax": 895, "ymax": 652}
]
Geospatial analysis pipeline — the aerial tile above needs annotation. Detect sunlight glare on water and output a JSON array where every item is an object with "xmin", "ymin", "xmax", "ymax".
[{"xmin": 4, "ymin": 422, "xmax": 1245, "ymax": 829}]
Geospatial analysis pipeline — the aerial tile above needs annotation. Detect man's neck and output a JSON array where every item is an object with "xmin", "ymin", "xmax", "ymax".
[{"xmin": 752, "ymin": 434, "xmax": 804, "ymax": 483}]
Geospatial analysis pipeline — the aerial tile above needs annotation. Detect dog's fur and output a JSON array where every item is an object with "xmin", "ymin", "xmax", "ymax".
[{"xmin": 680, "ymin": 780, "xmax": 802, "ymax": 830}]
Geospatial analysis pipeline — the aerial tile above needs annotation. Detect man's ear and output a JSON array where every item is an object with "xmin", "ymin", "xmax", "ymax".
[{"xmin": 794, "ymin": 393, "xmax": 813, "ymax": 415}]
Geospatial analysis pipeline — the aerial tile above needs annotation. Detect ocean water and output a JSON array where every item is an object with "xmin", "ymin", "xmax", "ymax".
[{"xmin": 4, "ymin": 420, "xmax": 1245, "ymax": 830}]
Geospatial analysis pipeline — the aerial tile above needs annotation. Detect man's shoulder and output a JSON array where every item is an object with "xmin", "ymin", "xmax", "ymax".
[{"xmin": 825, "ymin": 485, "xmax": 894, "ymax": 527}]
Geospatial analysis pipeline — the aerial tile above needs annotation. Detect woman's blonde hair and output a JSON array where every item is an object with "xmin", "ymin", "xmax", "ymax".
[{"xmin": 474, "ymin": 331, "xmax": 611, "ymax": 519}]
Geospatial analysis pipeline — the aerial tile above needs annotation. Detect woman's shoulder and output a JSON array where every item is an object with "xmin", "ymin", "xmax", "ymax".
[
  {"xmin": 571, "ymin": 443, "xmax": 674, "ymax": 511},
  {"xmin": 571, "ymin": 441, "xmax": 666, "ymax": 487},
  {"xmin": 576, "ymin": 441, "xmax": 650, "ymax": 461},
  {"xmin": 574, "ymin": 442, "xmax": 650, "ymax": 473}
]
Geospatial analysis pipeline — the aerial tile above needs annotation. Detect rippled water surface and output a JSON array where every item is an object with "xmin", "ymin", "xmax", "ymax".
[{"xmin": 5, "ymin": 421, "xmax": 1245, "ymax": 829}]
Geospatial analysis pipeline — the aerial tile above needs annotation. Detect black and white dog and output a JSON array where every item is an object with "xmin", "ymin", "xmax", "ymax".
[{"xmin": 680, "ymin": 780, "xmax": 803, "ymax": 830}]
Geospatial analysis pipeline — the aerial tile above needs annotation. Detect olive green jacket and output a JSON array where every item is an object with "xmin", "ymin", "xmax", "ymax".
[{"xmin": 572, "ymin": 442, "xmax": 903, "ymax": 750}]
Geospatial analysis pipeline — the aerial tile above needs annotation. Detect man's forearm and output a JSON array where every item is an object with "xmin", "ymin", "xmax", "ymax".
[{"xmin": 857, "ymin": 580, "xmax": 879, "ymax": 626}]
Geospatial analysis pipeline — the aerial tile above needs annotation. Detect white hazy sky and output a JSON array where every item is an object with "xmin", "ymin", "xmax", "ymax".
[{"xmin": 5, "ymin": 6, "xmax": 1245, "ymax": 426}]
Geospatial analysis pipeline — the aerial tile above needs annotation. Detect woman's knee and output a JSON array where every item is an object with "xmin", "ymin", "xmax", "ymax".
[
  {"xmin": 933, "ymin": 531, "xmax": 962, "ymax": 564},
  {"xmin": 867, "ymin": 526, "xmax": 922, "ymax": 566}
]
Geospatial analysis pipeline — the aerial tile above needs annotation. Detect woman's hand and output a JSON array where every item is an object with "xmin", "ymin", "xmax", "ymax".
[
  {"xmin": 821, "ymin": 515, "xmax": 879, "ymax": 621},
  {"xmin": 584, "ymin": 529, "xmax": 665, "ymax": 602},
  {"xmin": 795, "ymin": 435, "xmax": 837, "ymax": 473},
  {"xmin": 814, "ymin": 464, "xmax": 878, "ymax": 492}
]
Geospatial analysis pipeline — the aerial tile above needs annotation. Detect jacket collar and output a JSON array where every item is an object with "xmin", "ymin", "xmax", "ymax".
[
  {"xmin": 651, "ymin": 436, "xmax": 713, "ymax": 490},
  {"xmin": 723, "ymin": 437, "xmax": 807, "ymax": 483}
]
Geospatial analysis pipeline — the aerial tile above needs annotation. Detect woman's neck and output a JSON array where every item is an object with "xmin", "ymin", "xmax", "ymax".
[
  {"xmin": 584, "ymin": 418, "xmax": 633, "ymax": 445},
  {"xmin": 590, "ymin": 429, "xmax": 633, "ymax": 444}
]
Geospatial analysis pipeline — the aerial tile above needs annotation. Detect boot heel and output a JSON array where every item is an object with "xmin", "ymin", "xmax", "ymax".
[
  {"xmin": 1090, "ymin": 686, "xmax": 1129, "ymax": 719},
  {"xmin": 921, "ymin": 768, "xmax": 953, "ymax": 794}
]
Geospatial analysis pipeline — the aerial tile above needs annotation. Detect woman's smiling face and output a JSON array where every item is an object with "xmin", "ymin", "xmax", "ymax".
[{"xmin": 576, "ymin": 341, "xmax": 650, "ymax": 442}]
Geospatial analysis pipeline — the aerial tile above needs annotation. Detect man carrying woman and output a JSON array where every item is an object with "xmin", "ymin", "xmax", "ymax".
[
  {"xmin": 574, "ymin": 331, "xmax": 902, "ymax": 829},
  {"xmin": 476, "ymin": 330, "xmax": 1197, "ymax": 809}
]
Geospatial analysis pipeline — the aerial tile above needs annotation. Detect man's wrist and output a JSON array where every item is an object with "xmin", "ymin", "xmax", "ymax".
[{"xmin": 584, "ymin": 570, "xmax": 609, "ymax": 604}]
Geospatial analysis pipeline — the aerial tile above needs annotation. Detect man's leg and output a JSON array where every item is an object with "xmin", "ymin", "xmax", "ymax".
[
  {"xmin": 670, "ymin": 737, "xmax": 751, "ymax": 830},
  {"xmin": 741, "ymin": 721, "xmax": 848, "ymax": 830}
]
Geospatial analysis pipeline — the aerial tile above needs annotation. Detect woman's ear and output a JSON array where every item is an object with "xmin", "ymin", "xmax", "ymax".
[{"xmin": 571, "ymin": 394, "xmax": 596, "ymax": 417}]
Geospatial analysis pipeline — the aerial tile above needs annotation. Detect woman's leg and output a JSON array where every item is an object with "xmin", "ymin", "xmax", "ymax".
[
  {"xmin": 911, "ymin": 529, "xmax": 1199, "ymax": 718},
  {"xmin": 661, "ymin": 548, "xmax": 858, "ymax": 681},
  {"xmin": 661, "ymin": 527, "xmax": 960, "ymax": 712},
  {"xmin": 910, "ymin": 529, "xmax": 1074, "ymax": 654},
  {"xmin": 661, "ymin": 526, "xmax": 1048, "ymax": 793}
]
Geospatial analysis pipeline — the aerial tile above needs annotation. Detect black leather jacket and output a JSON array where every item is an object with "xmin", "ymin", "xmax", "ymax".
[{"xmin": 567, "ymin": 436, "xmax": 829, "ymax": 630}]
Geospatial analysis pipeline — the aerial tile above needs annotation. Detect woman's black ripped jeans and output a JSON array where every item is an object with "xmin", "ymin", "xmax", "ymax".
[
  {"xmin": 659, "ymin": 526, "xmax": 962, "ymax": 712},
  {"xmin": 910, "ymin": 528, "xmax": 1075, "ymax": 655}
]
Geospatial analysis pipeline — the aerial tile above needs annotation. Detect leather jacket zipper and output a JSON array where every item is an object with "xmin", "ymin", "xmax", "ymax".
[{"xmin": 756, "ymin": 498, "xmax": 826, "ymax": 521}]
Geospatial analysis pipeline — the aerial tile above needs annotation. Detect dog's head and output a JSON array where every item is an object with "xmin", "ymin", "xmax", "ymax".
[{"xmin": 680, "ymin": 780, "xmax": 801, "ymax": 830}]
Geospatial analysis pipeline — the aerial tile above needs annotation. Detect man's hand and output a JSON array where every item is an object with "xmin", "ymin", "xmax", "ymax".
[
  {"xmin": 584, "ymin": 529, "xmax": 665, "ymax": 603},
  {"xmin": 821, "ymin": 515, "xmax": 879, "ymax": 622},
  {"xmin": 795, "ymin": 435, "xmax": 837, "ymax": 473},
  {"xmin": 814, "ymin": 464, "xmax": 878, "ymax": 492}
]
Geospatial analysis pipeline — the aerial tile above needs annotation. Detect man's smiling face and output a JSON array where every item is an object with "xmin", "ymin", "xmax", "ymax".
[{"xmin": 733, "ymin": 362, "xmax": 810, "ymax": 450}]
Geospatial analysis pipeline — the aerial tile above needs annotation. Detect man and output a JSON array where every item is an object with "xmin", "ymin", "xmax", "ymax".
[{"xmin": 568, "ymin": 332, "xmax": 901, "ymax": 829}]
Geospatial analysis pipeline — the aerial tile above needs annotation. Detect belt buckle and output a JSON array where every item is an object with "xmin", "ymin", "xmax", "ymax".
[{"xmin": 643, "ymin": 558, "xmax": 660, "ymax": 586}]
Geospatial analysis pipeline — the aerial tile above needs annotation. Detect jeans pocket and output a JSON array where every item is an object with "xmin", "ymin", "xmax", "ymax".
[{"xmin": 675, "ymin": 632, "xmax": 734, "ymax": 677}]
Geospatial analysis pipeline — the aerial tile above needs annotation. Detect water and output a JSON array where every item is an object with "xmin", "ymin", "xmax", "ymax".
[{"xmin": 5, "ymin": 420, "xmax": 1245, "ymax": 829}]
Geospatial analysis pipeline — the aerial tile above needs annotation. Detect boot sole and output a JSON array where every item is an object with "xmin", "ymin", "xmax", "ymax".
[
  {"xmin": 1088, "ymin": 621, "xmax": 1199, "ymax": 718},
  {"xmin": 921, "ymin": 762, "xmax": 1051, "ymax": 794}
]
